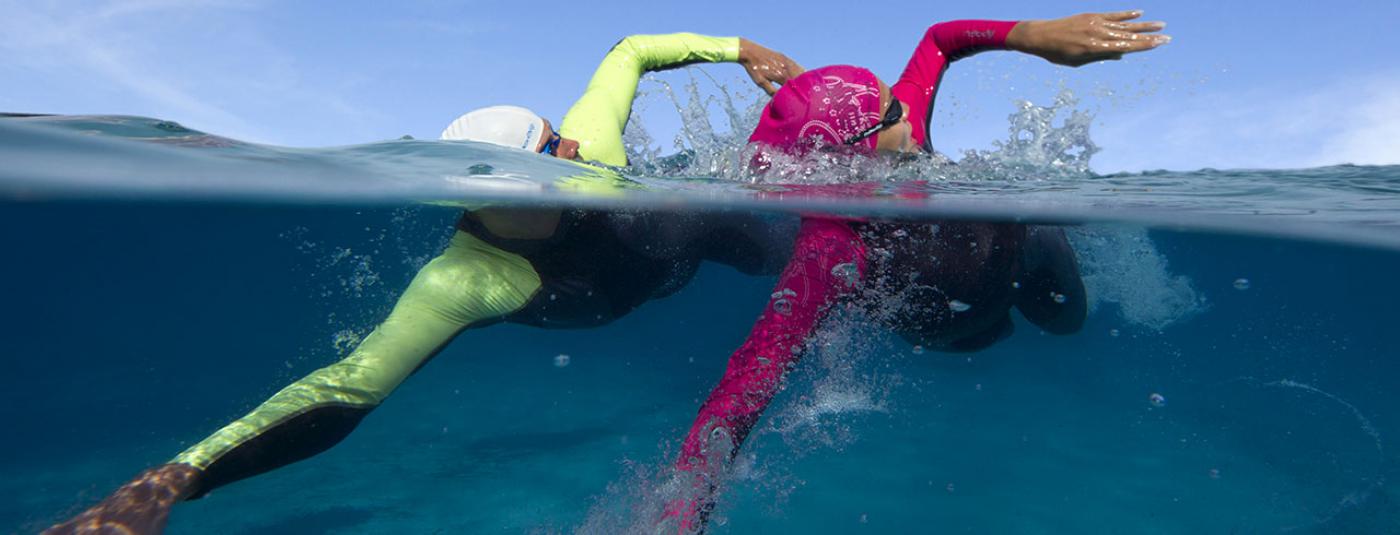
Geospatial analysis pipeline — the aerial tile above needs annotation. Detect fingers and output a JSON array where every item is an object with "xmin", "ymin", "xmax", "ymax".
[
  {"xmin": 1114, "ymin": 32, "xmax": 1171, "ymax": 51},
  {"xmin": 1095, "ymin": 20, "xmax": 1172, "ymax": 52},
  {"xmin": 1127, "ymin": 35, "xmax": 1169, "ymax": 51},
  {"xmin": 780, "ymin": 56, "xmax": 806, "ymax": 77},
  {"xmin": 749, "ymin": 71, "xmax": 778, "ymax": 95},
  {"xmin": 747, "ymin": 59, "xmax": 802, "ymax": 95},
  {"xmin": 1106, "ymin": 20, "xmax": 1166, "ymax": 33},
  {"xmin": 1102, "ymin": 28, "xmax": 1170, "ymax": 44},
  {"xmin": 1101, "ymin": 9, "xmax": 1144, "ymax": 22},
  {"xmin": 1087, "ymin": 35, "xmax": 1166, "ymax": 57}
]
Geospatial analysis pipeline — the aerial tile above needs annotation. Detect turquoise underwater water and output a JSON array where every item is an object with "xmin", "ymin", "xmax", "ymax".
[{"xmin": 2, "ymin": 112, "xmax": 1399, "ymax": 534}]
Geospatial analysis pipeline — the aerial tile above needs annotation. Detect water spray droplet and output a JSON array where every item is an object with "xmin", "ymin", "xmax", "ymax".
[
  {"xmin": 949, "ymin": 300, "xmax": 971, "ymax": 312},
  {"xmin": 831, "ymin": 262, "xmax": 858, "ymax": 286},
  {"xmin": 1052, "ymin": 292, "xmax": 1067, "ymax": 304},
  {"xmin": 1233, "ymin": 278, "xmax": 1251, "ymax": 290},
  {"xmin": 773, "ymin": 299, "xmax": 793, "ymax": 316},
  {"xmin": 553, "ymin": 354, "xmax": 571, "ymax": 367},
  {"xmin": 1148, "ymin": 392, "xmax": 1167, "ymax": 408},
  {"xmin": 912, "ymin": 345, "xmax": 925, "ymax": 355}
]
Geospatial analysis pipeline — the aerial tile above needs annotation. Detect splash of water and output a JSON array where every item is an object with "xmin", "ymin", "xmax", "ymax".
[
  {"xmin": 575, "ymin": 307, "xmax": 901, "ymax": 534},
  {"xmin": 766, "ymin": 311, "xmax": 896, "ymax": 444},
  {"xmin": 957, "ymin": 90, "xmax": 1100, "ymax": 176},
  {"xmin": 10, "ymin": 96, "xmax": 1400, "ymax": 249},
  {"xmin": 625, "ymin": 70, "xmax": 766, "ymax": 180},
  {"xmin": 276, "ymin": 206, "xmax": 454, "ymax": 366},
  {"xmin": 1068, "ymin": 225, "xmax": 1205, "ymax": 330},
  {"xmin": 623, "ymin": 71, "xmax": 1101, "ymax": 185}
]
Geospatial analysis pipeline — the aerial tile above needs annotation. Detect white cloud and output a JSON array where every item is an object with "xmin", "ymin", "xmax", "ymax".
[
  {"xmin": 1314, "ymin": 79, "xmax": 1400, "ymax": 166},
  {"xmin": 0, "ymin": 1, "xmax": 261, "ymax": 136},
  {"xmin": 0, "ymin": 0, "xmax": 385, "ymax": 145},
  {"xmin": 1091, "ymin": 74, "xmax": 1400, "ymax": 172}
]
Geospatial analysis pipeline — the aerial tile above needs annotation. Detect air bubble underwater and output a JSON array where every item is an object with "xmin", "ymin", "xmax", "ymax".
[
  {"xmin": 771, "ymin": 288, "xmax": 797, "ymax": 316},
  {"xmin": 831, "ymin": 262, "xmax": 858, "ymax": 286}
]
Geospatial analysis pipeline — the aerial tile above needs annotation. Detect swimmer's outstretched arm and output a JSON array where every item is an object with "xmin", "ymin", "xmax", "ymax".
[
  {"xmin": 664, "ymin": 218, "xmax": 866, "ymax": 530},
  {"xmin": 561, "ymin": 33, "xmax": 802, "ymax": 166},
  {"xmin": 895, "ymin": 11, "xmax": 1169, "ymax": 151},
  {"xmin": 44, "ymin": 232, "xmax": 541, "ymax": 535},
  {"xmin": 1006, "ymin": 10, "xmax": 1169, "ymax": 67},
  {"xmin": 1016, "ymin": 226, "xmax": 1088, "ymax": 334}
]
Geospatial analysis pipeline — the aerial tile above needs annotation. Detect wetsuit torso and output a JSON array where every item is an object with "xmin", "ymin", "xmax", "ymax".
[
  {"xmin": 459, "ymin": 209, "xmax": 793, "ymax": 328},
  {"xmin": 856, "ymin": 221, "xmax": 1025, "ymax": 351}
]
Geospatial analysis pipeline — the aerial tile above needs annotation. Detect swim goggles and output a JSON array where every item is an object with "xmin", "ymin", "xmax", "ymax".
[
  {"xmin": 844, "ymin": 98, "xmax": 904, "ymax": 145},
  {"xmin": 539, "ymin": 127, "xmax": 562, "ymax": 156}
]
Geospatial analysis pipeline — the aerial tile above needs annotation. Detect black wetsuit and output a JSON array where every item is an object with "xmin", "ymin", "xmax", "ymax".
[
  {"xmin": 855, "ymin": 221, "xmax": 1086, "ymax": 351},
  {"xmin": 457, "ymin": 209, "xmax": 797, "ymax": 328}
]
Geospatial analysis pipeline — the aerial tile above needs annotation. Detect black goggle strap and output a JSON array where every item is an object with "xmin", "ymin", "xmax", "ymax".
[{"xmin": 844, "ymin": 99, "xmax": 903, "ymax": 145}]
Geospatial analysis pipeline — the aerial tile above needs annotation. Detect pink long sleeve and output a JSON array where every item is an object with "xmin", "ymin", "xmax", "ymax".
[
  {"xmin": 892, "ymin": 20, "xmax": 1018, "ymax": 150},
  {"xmin": 676, "ymin": 218, "xmax": 867, "ymax": 473}
]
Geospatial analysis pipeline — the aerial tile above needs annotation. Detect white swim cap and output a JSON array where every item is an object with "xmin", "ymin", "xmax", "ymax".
[{"xmin": 440, "ymin": 105, "xmax": 547, "ymax": 152}]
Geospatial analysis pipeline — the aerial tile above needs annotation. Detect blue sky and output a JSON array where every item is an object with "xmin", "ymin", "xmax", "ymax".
[{"xmin": 2, "ymin": 0, "xmax": 1397, "ymax": 172}]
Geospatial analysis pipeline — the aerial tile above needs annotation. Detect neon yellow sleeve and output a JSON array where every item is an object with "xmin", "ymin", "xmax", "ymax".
[
  {"xmin": 560, "ymin": 33, "xmax": 741, "ymax": 167},
  {"xmin": 171, "ymin": 232, "xmax": 541, "ymax": 494}
]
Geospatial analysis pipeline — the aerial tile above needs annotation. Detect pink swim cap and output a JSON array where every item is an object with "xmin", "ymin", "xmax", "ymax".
[{"xmin": 748, "ymin": 65, "xmax": 883, "ymax": 157}]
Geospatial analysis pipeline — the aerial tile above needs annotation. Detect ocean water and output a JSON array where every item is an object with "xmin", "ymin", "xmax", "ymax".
[{"xmin": 2, "ymin": 97, "xmax": 1398, "ymax": 534}]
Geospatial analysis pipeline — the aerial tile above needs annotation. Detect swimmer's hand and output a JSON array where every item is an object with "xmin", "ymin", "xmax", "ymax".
[
  {"xmin": 44, "ymin": 464, "xmax": 201, "ymax": 535},
  {"xmin": 738, "ymin": 38, "xmax": 806, "ymax": 96},
  {"xmin": 1007, "ymin": 10, "xmax": 1170, "ymax": 67}
]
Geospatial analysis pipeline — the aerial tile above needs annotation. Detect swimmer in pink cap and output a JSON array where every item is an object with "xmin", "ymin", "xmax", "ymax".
[{"xmin": 664, "ymin": 10, "xmax": 1169, "ymax": 532}]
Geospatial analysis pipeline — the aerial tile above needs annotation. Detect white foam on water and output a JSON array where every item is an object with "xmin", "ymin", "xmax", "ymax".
[
  {"xmin": 1069, "ymin": 225, "xmax": 1206, "ymax": 330},
  {"xmin": 766, "ymin": 315, "xmax": 895, "ymax": 446}
]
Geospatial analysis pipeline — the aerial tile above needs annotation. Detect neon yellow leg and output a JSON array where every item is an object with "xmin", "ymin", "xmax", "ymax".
[{"xmin": 173, "ymin": 231, "xmax": 540, "ymax": 472}]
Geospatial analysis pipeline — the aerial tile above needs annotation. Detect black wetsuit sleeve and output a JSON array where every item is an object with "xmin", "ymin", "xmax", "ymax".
[
  {"xmin": 694, "ymin": 211, "xmax": 798, "ymax": 276},
  {"xmin": 1015, "ymin": 226, "xmax": 1087, "ymax": 334}
]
